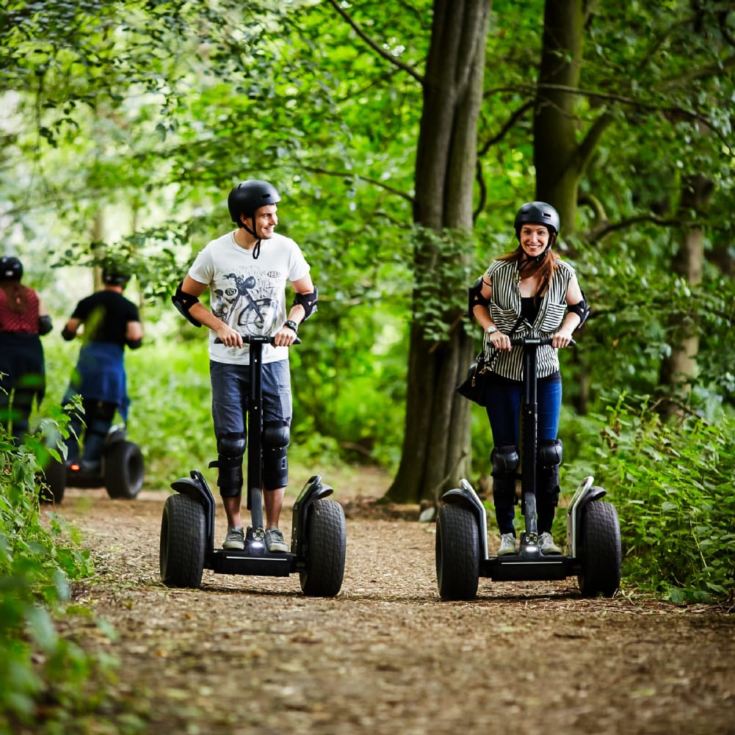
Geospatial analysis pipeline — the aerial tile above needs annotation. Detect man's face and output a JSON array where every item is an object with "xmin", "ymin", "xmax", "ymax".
[{"xmin": 249, "ymin": 204, "xmax": 278, "ymax": 239}]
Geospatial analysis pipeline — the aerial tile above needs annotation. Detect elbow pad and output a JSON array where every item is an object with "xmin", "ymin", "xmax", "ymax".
[
  {"xmin": 38, "ymin": 315, "xmax": 53, "ymax": 336},
  {"xmin": 126, "ymin": 338, "xmax": 143, "ymax": 349},
  {"xmin": 172, "ymin": 281, "xmax": 202, "ymax": 327},
  {"xmin": 293, "ymin": 287, "xmax": 318, "ymax": 321},
  {"xmin": 468, "ymin": 277, "xmax": 490, "ymax": 319},
  {"xmin": 568, "ymin": 295, "xmax": 590, "ymax": 329},
  {"xmin": 61, "ymin": 325, "xmax": 76, "ymax": 341}
]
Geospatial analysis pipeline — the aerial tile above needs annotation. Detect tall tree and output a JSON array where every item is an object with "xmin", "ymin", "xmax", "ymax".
[
  {"xmin": 386, "ymin": 0, "xmax": 490, "ymax": 502},
  {"xmin": 534, "ymin": 0, "xmax": 609, "ymax": 234}
]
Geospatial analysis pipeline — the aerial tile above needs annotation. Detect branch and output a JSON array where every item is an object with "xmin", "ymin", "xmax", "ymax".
[
  {"xmin": 473, "ymin": 159, "xmax": 487, "ymax": 222},
  {"xmin": 486, "ymin": 82, "xmax": 733, "ymax": 155},
  {"xmin": 299, "ymin": 164, "xmax": 414, "ymax": 203},
  {"xmin": 578, "ymin": 193, "xmax": 607, "ymax": 223},
  {"xmin": 477, "ymin": 100, "xmax": 533, "ymax": 157},
  {"xmin": 587, "ymin": 213, "xmax": 691, "ymax": 242},
  {"xmin": 575, "ymin": 111, "xmax": 614, "ymax": 173},
  {"xmin": 325, "ymin": 0, "xmax": 424, "ymax": 85},
  {"xmin": 659, "ymin": 53, "xmax": 735, "ymax": 89}
]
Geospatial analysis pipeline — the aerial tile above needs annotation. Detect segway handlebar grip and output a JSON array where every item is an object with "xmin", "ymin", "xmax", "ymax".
[
  {"xmin": 509, "ymin": 336, "xmax": 575, "ymax": 347},
  {"xmin": 214, "ymin": 334, "xmax": 302, "ymax": 345}
]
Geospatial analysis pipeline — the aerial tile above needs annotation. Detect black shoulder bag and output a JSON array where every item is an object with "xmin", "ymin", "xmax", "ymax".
[{"xmin": 456, "ymin": 316, "xmax": 523, "ymax": 405}]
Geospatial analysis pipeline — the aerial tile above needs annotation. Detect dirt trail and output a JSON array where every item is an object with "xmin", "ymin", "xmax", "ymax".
[{"xmin": 49, "ymin": 470, "xmax": 733, "ymax": 735}]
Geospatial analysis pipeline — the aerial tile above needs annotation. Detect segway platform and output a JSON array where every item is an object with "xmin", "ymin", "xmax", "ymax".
[
  {"xmin": 160, "ymin": 335, "xmax": 346, "ymax": 596},
  {"xmin": 436, "ymin": 336, "xmax": 622, "ymax": 600},
  {"xmin": 41, "ymin": 426, "xmax": 145, "ymax": 504}
]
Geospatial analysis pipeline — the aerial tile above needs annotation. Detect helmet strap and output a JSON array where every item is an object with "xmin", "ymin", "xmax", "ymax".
[{"xmin": 240, "ymin": 217, "xmax": 262, "ymax": 260}]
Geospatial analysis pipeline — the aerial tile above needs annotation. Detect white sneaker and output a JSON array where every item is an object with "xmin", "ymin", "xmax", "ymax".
[
  {"xmin": 497, "ymin": 533, "xmax": 517, "ymax": 556},
  {"xmin": 223, "ymin": 527, "xmax": 245, "ymax": 550},
  {"xmin": 265, "ymin": 528, "xmax": 289, "ymax": 553},
  {"xmin": 539, "ymin": 532, "xmax": 562, "ymax": 554}
]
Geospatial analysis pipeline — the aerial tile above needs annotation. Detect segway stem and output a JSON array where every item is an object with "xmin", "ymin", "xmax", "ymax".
[
  {"xmin": 520, "ymin": 341, "xmax": 539, "ymax": 538},
  {"xmin": 247, "ymin": 340, "xmax": 265, "ymax": 528}
]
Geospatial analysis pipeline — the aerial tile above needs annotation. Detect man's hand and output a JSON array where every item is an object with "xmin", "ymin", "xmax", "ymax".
[
  {"xmin": 273, "ymin": 325, "xmax": 298, "ymax": 347},
  {"xmin": 215, "ymin": 323, "xmax": 243, "ymax": 348}
]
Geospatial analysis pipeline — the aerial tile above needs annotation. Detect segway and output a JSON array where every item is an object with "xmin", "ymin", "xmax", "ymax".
[
  {"xmin": 436, "ymin": 336, "xmax": 621, "ymax": 599},
  {"xmin": 41, "ymin": 425, "xmax": 145, "ymax": 504},
  {"xmin": 159, "ymin": 335, "xmax": 346, "ymax": 597}
]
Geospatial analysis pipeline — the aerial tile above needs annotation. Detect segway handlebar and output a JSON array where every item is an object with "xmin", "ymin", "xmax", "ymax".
[
  {"xmin": 509, "ymin": 336, "xmax": 575, "ymax": 347},
  {"xmin": 214, "ymin": 334, "xmax": 302, "ymax": 345}
]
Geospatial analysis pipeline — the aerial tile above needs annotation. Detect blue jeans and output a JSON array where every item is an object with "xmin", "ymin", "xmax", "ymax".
[
  {"xmin": 210, "ymin": 360, "xmax": 292, "ymax": 489},
  {"xmin": 485, "ymin": 376, "xmax": 562, "ymax": 534}
]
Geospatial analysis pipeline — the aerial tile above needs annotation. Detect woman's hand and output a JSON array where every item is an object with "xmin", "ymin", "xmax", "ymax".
[
  {"xmin": 551, "ymin": 329, "xmax": 574, "ymax": 349},
  {"xmin": 489, "ymin": 331, "xmax": 512, "ymax": 352}
]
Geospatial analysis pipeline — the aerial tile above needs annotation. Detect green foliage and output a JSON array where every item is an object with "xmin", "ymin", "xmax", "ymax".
[
  {"xmin": 586, "ymin": 395, "xmax": 735, "ymax": 603},
  {"xmin": 0, "ymin": 424, "xmax": 122, "ymax": 734}
]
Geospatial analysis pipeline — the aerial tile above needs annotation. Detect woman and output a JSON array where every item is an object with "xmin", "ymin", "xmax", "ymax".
[
  {"xmin": 469, "ymin": 202, "xmax": 589, "ymax": 556},
  {"xmin": 0, "ymin": 256, "xmax": 52, "ymax": 440}
]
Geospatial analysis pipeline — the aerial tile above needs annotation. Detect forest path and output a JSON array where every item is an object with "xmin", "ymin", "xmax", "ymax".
[{"xmin": 51, "ymin": 472, "xmax": 733, "ymax": 735}]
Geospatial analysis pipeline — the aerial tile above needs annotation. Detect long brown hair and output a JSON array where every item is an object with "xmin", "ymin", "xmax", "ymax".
[
  {"xmin": 498, "ymin": 237, "xmax": 559, "ymax": 296},
  {"xmin": 0, "ymin": 282, "xmax": 29, "ymax": 313}
]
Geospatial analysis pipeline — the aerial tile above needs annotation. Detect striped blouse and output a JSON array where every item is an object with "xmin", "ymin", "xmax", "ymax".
[{"xmin": 484, "ymin": 258, "xmax": 576, "ymax": 381}]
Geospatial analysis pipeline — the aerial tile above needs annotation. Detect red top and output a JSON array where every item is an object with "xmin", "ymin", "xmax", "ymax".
[{"xmin": 0, "ymin": 284, "xmax": 40, "ymax": 333}]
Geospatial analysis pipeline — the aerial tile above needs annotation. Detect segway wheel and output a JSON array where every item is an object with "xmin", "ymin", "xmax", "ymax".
[
  {"xmin": 104, "ymin": 441, "xmax": 144, "ymax": 499},
  {"xmin": 578, "ymin": 499, "xmax": 622, "ymax": 598},
  {"xmin": 299, "ymin": 498, "xmax": 346, "ymax": 598},
  {"xmin": 436, "ymin": 503, "xmax": 480, "ymax": 600},
  {"xmin": 160, "ymin": 494, "xmax": 206, "ymax": 588},
  {"xmin": 40, "ymin": 458, "xmax": 66, "ymax": 504}
]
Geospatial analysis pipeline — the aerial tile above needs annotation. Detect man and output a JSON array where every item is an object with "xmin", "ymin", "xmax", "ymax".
[
  {"xmin": 62, "ymin": 267, "xmax": 143, "ymax": 472},
  {"xmin": 173, "ymin": 180, "xmax": 318, "ymax": 553}
]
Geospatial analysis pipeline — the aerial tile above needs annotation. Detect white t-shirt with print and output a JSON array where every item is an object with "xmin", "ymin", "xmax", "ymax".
[{"xmin": 188, "ymin": 231, "xmax": 310, "ymax": 365}]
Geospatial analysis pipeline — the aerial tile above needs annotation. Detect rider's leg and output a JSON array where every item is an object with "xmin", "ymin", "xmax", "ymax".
[
  {"xmin": 485, "ymin": 381, "xmax": 522, "ymax": 535},
  {"xmin": 81, "ymin": 399, "xmax": 116, "ymax": 470},
  {"xmin": 210, "ymin": 362, "xmax": 248, "ymax": 534},
  {"xmin": 537, "ymin": 377, "xmax": 563, "ymax": 535}
]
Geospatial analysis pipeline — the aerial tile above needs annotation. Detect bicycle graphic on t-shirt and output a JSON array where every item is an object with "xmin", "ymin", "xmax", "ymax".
[{"xmin": 213, "ymin": 273, "xmax": 277, "ymax": 336}]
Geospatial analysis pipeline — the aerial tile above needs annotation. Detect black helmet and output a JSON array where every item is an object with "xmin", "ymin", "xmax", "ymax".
[
  {"xmin": 514, "ymin": 201, "xmax": 560, "ymax": 237},
  {"xmin": 102, "ymin": 267, "xmax": 130, "ymax": 286},
  {"xmin": 228, "ymin": 179, "xmax": 280, "ymax": 225},
  {"xmin": 0, "ymin": 256, "xmax": 23, "ymax": 281}
]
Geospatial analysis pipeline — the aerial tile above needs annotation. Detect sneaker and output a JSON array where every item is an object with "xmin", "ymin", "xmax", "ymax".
[
  {"xmin": 223, "ymin": 527, "xmax": 245, "ymax": 550},
  {"xmin": 265, "ymin": 527, "xmax": 289, "ymax": 553},
  {"xmin": 497, "ymin": 533, "xmax": 517, "ymax": 556},
  {"xmin": 539, "ymin": 532, "xmax": 562, "ymax": 555}
]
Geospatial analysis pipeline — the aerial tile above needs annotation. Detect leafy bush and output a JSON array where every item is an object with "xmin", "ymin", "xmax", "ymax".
[
  {"xmin": 587, "ymin": 395, "xmax": 735, "ymax": 603},
  {"xmin": 0, "ymin": 424, "xmax": 121, "ymax": 734}
]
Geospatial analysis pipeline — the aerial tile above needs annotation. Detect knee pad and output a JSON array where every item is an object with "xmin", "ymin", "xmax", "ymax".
[
  {"xmin": 491, "ymin": 445, "xmax": 520, "ymax": 476},
  {"xmin": 216, "ymin": 432, "xmax": 246, "ymax": 497},
  {"xmin": 537, "ymin": 439, "xmax": 562, "ymax": 502},
  {"xmin": 262, "ymin": 421, "xmax": 289, "ymax": 489},
  {"xmin": 538, "ymin": 439, "xmax": 563, "ymax": 468}
]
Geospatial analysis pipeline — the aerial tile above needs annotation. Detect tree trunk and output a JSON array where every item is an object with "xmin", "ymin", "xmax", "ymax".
[
  {"xmin": 533, "ymin": 0, "xmax": 585, "ymax": 229},
  {"xmin": 386, "ymin": 0, "xmax": 490, "ymax": 503},
  {"xmin": 658, "ymin": 174, "xmax": 713, "ymax": 418}
]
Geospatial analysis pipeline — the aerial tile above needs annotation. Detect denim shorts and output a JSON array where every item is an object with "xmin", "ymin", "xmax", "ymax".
[{"xmin": 210, "ymin": 359, "xmax": 292, "ymax": 437}]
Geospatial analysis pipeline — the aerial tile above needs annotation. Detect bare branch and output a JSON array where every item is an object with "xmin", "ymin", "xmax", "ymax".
[
  {"xmin": 473, "ymin": 159, "xmax": 487, "ymax": 222},
  {"xmin": 575, "ymin": 111, "xmax": 614, "ymax": 173},
  {"xmin": 485, "ymin": 82, "xmax": 733, "ymax": 155},
  {"xmin": 325, "ymin": 0, "xmax": 424, "ymax": 85},
  {"xmin": 587, "ymin": 213, "xmax": 692, "ymax": 242},
  {"xmin": 299, "ymin": 164, "xmax": 414, "ymax": 204},
  {"xmin": 477, "ymin": 100, "xmax": 533, "ymax": 157}
]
